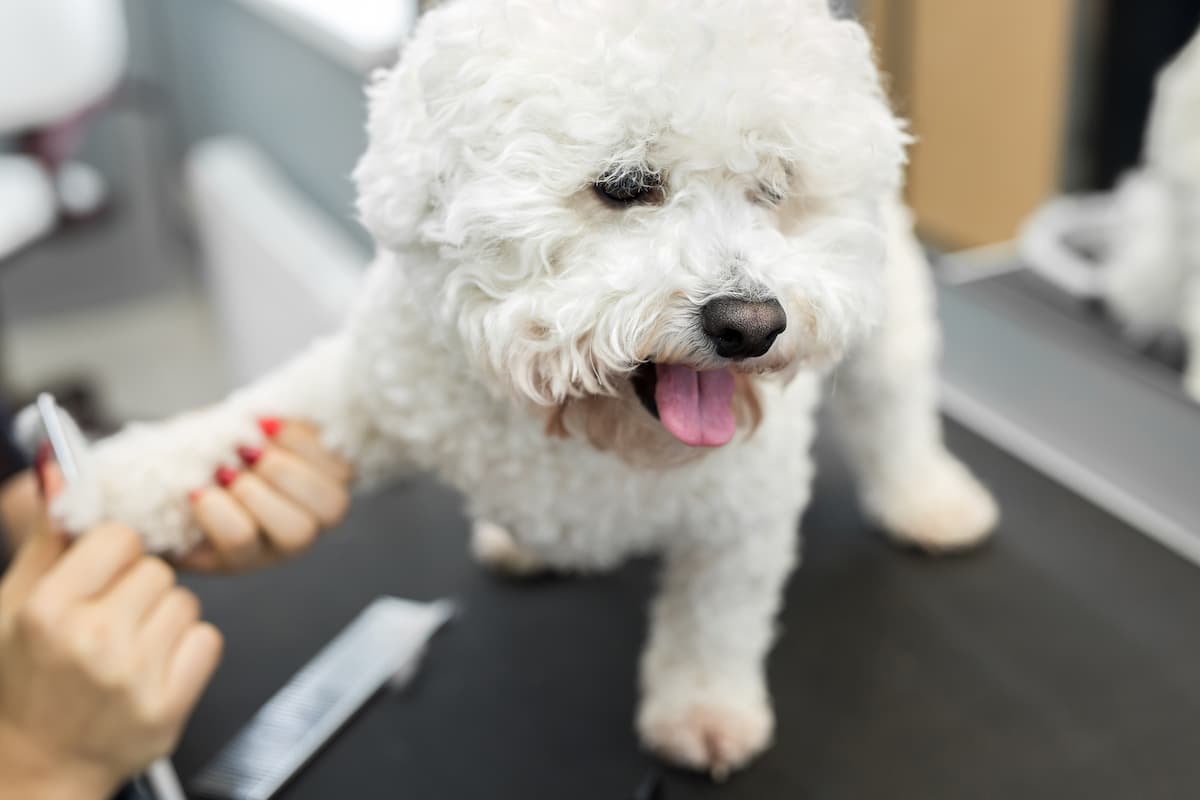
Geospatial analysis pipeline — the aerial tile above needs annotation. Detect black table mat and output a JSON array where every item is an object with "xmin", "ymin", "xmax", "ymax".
[{"xmin": 175, "ymin": 421, "xmax": 1200, "ymax": 800}]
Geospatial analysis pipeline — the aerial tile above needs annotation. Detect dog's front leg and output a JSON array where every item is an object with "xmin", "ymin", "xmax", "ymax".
[
  {"xmin": 830, "ymin": 200, "xmax": 998, "ymax": 552},
  {"xmin": 637, "ymin": 518, "xmax": 796, "ymax": 778},
  {"xmin": 49, "ymin": 332, "xmax": 397, "ymax": 554}
]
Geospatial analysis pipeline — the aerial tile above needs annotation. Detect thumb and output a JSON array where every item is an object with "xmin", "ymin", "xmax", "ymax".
[
  {"xmin": 0, "ymin": 458, "xmax": 70, "ymax": 615},
  {"xmin": 0, "ymin": 505, "xmax": 69, "ymax": 617}
]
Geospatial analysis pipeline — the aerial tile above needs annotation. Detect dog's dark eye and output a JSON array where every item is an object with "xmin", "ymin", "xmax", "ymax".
[{"xmin": 594, "ymin": 168, "xmax": 664, "ymax": 206}]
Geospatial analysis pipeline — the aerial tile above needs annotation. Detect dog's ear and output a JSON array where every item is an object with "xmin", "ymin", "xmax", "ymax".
[
  {"xmin": 353, "ymin": 0, "xmax": 475, "ymax": 250},
  {"xmin": 354, "ymin": 61, "xmax": 434, "ymax": 249}
]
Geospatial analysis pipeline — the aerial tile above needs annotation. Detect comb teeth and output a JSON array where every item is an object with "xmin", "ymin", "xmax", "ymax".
[{"xmin": 191, "ymin": 597, "xmax": 453, "ymax": 800}]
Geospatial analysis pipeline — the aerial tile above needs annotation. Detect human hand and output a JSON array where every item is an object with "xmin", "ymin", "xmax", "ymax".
[
  {"xmin": 0, "ymin": 512, "xmax": 222, "ymax": 799},
  {"xmin": 0, "ymin": 470, "xmax": 39, "ymax": 550},
  {"xmin": 177, "ymin": 419, "xmax": 353, "ymax": 573}
]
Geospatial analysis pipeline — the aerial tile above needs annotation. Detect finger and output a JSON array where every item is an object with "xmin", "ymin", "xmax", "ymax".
[
  {"xmin": 37, "ymin": 523, "xmax": 143, "ymax": 605},
  {"xmin": 189, "ymin": 487, "xmax": 261, "ymax": 569},
  {"xmin": 243, "ymin": 446, "xmax": 349, "ymax": 527},
  {"xmin": 163, "ymin": 622, "xmax": 223, "ymax": 719},
  {"xmin": 0, "ymin": 470, "xmax": 41, "ymax": 548},
  {"xmin": 226, "ymin": 472, "xmax": 318, "ymax": 556},
  {"xmin": 170, "ymin": 543, "xmax": 227, "ymax": 573},
  {"xmin": 264, "ymin": 419, "xmax": 353, "ymax": 483},
  {"xmin": 0, "ymin": 510, "xmax": 69, "ymax": 613},
  {"xmin": 39, "ymin": 461, "xmax": 65, "ymax": 502},
  {"xmin": 32, "ymin": 446, "xmax": 63, "ymax": 502},
  {"xmin": 140, "ymin": 586, "xmax": 201, "ymax": 670},
  {"xmin": 97, "ymin": 556, "xmax": 176, "ymax": 626}
]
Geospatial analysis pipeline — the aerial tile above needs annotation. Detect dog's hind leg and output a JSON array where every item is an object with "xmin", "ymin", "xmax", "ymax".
[
  {"xmin": 828, "ymin": 200, "xmax": 998, "ymax": 553},
  {"xmin": 470, "ymin": 520, "xmax": 546, "ymax": 577}
]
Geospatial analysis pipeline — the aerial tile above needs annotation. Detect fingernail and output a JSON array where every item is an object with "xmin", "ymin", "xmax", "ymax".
[
  {"xmin": 188, "ymin": 488, "xmax": 205, "ymax": 504},
  {"xmin": 237, "ymin": 445, "xmax": 263, "ymax": 466},
  {"xmin": 259, "ymin": 417, "xmax": 283, "ymax": 438},
  {"xmin": 214, "ymin": 466, "xmax": 239, "ymax": 488}
]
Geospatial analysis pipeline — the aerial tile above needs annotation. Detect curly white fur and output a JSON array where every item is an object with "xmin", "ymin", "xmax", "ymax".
[{"xmin": 53, "ymin": 0, "xmax": 996, "ymax": 775}]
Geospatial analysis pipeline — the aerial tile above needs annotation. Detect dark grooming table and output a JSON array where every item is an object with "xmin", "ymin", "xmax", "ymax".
[{"xmin": 175, "ymin": 421, "xmax": 1200, "ymax": 800}]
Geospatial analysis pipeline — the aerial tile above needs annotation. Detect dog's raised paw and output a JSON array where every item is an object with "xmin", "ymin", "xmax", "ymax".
[
  {"xmin": 868, "ymin": 452, "xmax": 999, "ymax": 554},
  {"xmin": 49, "ymin": 408, "xmax": 263, "ymax": 555},
  {"xmin": 638, "ymin": 697, "xmax": 774, "ymax": 780},
  {"xmin": 470, "ymin": 520, "xmax": 546, "ymax": 577}
]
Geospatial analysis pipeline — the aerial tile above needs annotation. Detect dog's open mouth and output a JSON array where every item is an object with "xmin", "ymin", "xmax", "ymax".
[{"xmin": 630, "ymin": 363, "xmax": 737, "ymax": 448}]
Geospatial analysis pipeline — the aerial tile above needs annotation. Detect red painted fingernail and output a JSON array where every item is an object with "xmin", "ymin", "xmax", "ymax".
[
  {"xmin": 188, "ymin": 488, "xmax": 205, "ymax": 504},
  {"xmin": 237, "ymin": 445, "xmax": 263, "ymax": 466},
  {"xmin": 214, "ymin": 466, "xmax": 239, "ymax": 488},
  {"xmin": 259, "ymin": 417, "xmax": 283, "ymax": 438}
]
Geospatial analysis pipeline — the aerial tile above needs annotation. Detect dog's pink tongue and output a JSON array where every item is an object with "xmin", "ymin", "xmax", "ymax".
[{"xmin": 654, "ymin": 365, "xmax": 737, "ymax": 447}]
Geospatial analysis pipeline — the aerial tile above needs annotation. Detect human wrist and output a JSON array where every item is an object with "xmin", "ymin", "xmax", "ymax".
[{"xmin": 0, "ymin": 722, "xmax": 120, "ymax": 800}]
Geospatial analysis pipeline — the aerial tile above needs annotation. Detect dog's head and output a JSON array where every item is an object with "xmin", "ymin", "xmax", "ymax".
[{"xmin": 356, "ymin": 0, "xmax": 907, "ymax": 453}]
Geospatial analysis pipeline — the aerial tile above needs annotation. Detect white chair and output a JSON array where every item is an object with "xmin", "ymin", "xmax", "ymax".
[
  {"xmin": 0, "ymin": 0, "xmax": 127, "ymax": 260},
  {"xmin": 0, "ymin": 155, "xmax": 56, "ymax": 260}
]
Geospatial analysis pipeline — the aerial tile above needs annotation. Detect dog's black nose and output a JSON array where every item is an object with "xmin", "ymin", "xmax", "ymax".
[{"xmin": 700, "ymin": 297, "xmax": 787, "ymax": 360}]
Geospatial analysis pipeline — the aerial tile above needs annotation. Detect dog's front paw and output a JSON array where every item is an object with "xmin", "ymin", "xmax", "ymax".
[
  {"xmin": 53, "ymin": 411, "xmax": 263, "ymax": 555},
  {"xmin": 866, "ymin": 451, "xmax": 998, "ymax": 554},
  {"xmin": 637, "ymin": 689, "xmax": 774, "ymax": 780}
]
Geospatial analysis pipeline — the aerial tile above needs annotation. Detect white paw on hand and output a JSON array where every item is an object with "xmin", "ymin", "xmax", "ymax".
[
  {"xmin": 867, "ymin": 451, "xmax": 999, "ymax": 554},
  {"xmin": 638, "ymin": 692, "xmax": 775, "ymax": 780},
  {"xmin": 49, "ymin": 414, "xmax": 352, "ymax": 572}
]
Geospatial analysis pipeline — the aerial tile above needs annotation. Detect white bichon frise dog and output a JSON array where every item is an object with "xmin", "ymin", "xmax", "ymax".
[{"xmin": 54, "ymin": 0, "xmax": 997, "ymax": 776}]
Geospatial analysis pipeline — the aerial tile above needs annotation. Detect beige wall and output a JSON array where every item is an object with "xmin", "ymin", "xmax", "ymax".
[{"xmin": 862, "ymin": 1, "xmax": 1076, "ymax": 247}]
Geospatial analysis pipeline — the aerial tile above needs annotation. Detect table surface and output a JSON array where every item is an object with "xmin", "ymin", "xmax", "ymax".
[{"xmin": 174, "ymin": 422, "xmax": 1200, "ymax": 800}]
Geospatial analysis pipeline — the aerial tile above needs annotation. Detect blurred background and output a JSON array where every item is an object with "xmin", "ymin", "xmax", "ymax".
[
  {"xmin": 2, "ymin": 0, "xmax": 1199, "ymax": 560},
  {"xmin": 6, "ymin": 2, "xmax": 1200, "ymax": 796},
  {"xmin": 0, "ymin": 0, "xmax": 394, "ymax": 426}
]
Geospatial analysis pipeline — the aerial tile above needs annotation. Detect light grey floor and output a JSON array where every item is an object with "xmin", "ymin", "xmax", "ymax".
[
  {"xmin": 1, "ymin": 123, "xmax": 228, "ymax": 423},
  {"xmin": 3, "ymin": 284, "xmax": 227, "ymax": 421}
]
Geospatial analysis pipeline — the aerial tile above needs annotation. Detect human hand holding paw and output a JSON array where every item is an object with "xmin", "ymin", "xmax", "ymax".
[{"xmin": 175, "ymin": 418, "xmax": 353, "ymax": 573}]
